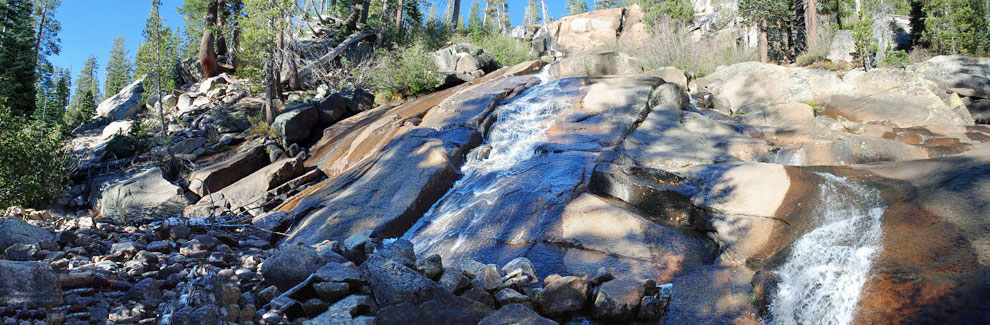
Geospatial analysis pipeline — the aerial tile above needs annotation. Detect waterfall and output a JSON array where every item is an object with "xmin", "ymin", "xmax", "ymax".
[
  {"xmin": 768, "ymin": 173, "xmax": 886, "ymax": 325},
  {"xmin": 402, "ymin": 64, "xmax": 571, "ymax": 256}
]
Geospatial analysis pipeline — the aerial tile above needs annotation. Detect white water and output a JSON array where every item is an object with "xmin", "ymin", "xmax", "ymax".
[
  {"xmin": 402, "ymin": 65, "xmax": 571, "ymax": 254},
  {"xmin": 769, "ymin": 173, "xmax": 886, "ymax": 325}
]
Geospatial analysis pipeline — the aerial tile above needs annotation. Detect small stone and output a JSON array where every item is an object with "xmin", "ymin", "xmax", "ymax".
[
  {"xmin": 461, "ymin": 287, "xmax": 496, "ymax": 308},
  {"xmin": 342, "ymin": 230, "xmax": 374, "ymax": 263},
  {"xmin": 438, "ymin": 267, "xmax": 470, "ymax": 294},
  {"xmin": 238, "ymin": 304, "xmax": 256, "ymax": 323},
  {"xmin": 536, "ymin": 276, "xmax": 588, "ymax": 316},
  {"xmin": 257, "ymin": 285, "xmax": 279, "ymax": 306},
  {"xmin": 313, "ymin": 282, "xmax": 350, "ymax": 302},
  {"xmin": 637, "ymin": 295, "xmax": 664, "ymax": 321},
  {"xmin": 379, "ymin": 239, "xmax": 415, "ymax": 267},
  {"xmin": 473, "ymin": 264, "xmax": 502, "ymax": 292},
  {"xmin": 302, "ymin": 298, "xmax": 329, "ymax": 316},
  {"xmin": 4, "ymin": 243, "xmax": 40, "ymax": 261},
  {"xmin": 127, "ymin": 278, "xmax": 163, "ymax": 305},
  {"xmin": 168, "ymin": 225, "xmax": 190, "ymax": 240},
  {"xmin": 501, "ymin": 257, "xmax": 539, "ymax": 286},
  {"xmin": 494, "ymin": 288, "xmax": 528, "ymax": 306},
  {"xmin": 415, "ymin": 254, "xmax": 443, "ymax": 280},
  {"xmin": 220, "ymin": 283, "xmax": 240, "ymax": 305}
]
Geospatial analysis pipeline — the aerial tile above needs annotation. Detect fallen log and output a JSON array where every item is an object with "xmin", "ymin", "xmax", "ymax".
[{"xmin": 289, "ymin": 30, "xmax": 376, "ymax": 85}]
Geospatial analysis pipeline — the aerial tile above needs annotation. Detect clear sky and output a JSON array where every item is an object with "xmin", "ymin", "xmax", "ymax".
[{"xmin": 50, "ymin": 0, "xmax": 587, "ymax": 91}]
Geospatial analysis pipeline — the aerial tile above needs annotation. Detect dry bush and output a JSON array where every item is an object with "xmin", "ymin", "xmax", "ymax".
[
  {"xmin": 795, "ymin": 26, "xmax": 838, "ymax": 67},
  {"xmin": 638, "ymin": 17, "xmax": 758, "ymax": 77}
]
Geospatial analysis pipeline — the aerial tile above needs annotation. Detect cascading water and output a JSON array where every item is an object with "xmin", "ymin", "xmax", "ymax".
[
  {"xmin": 768, "ymin": 173, "xmax": 886, "ymax": 325},
  {"xmin": 402, "ymin": 65, "xmax": 574, "ymax": 257}
]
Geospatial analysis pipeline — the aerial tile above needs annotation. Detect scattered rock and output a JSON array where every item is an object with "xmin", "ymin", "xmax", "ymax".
[
  {"xmin": 537, "ymin": 276, "xmax": 588, "ymax": 316},
  {"xmin": 261, "ymin": 245, "xmax": 327, "ymax": 291},
  {"xmin": 479, "ymin": 303, "xmax": 557, "ymax": 325}
]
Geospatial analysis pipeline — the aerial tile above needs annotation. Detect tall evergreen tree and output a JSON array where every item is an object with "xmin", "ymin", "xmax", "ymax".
[
  {"xmin": 525, "ymin": 0, "xmax": 540, "ymax": 25},
  {"xmin": 919, "ymin": 0, "xmax": 989, "ymax": 54},
  {"xmin": 467, "ymin": 0, "xmax": 483, "ymax": 30},
  {"xmin": 0, "ymin": 0, "xmax": 39, "ymax": 116},
  {"xmin": 31, "ymin": 0, "xmax": 60, "ymax": 65},
  {"xmin": 594, "ymin": 0, "xmax": 619, "ymax": 10},
  {"xmin": 105, "ymin": 36, "xmax": 133, "ymax": 96},
  {"xmin": 63, "ymin": 55, "xmax": 99, "ymax": 128},
  {"xmin": 567, "ymin": 0, "xmax": 589, "ymax": 15},
  {"xmin": 135, "ymin": 0, "xmax": 181, "ymax": 98}
]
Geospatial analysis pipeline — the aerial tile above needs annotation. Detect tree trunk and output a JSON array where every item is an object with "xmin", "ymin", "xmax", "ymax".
[
  {"xmin": 33, "ymin": 5, "xmax": 48, "ymax": 63},
  {"xmin": 199, "ymin": 0, "xmax": 220, "ymax": 78},
  {"xmin": 279, "ymin": 28, "xmax": 300, "ymax": 90},
  {"xmin": 805, "ymin": 0, "xmax": 820, "ymax": 50},
  {"xmin": 360, "ymin": 0, "xmax": 371, "ymax": 24},
  {"xmin": 540, "ymin": 0, "xmax": 550, "ymax": 23},
  {"xmin": 449, "ymin": 0, "xmax": 461, "ymax": 31},
  {"xmin": 216, "ymin": 0, "xmax": 229, "ymax": 58},
  {"xmin": 759, "ymin": 28, "xmax": 769, "ymax": 63},
  {"xmin": 395, "ymin": 0, "xmax": 404, "ymax": 28},
  {"xmin": 230, "ymin": 0, "xmax": 242, "ymax": 70}
]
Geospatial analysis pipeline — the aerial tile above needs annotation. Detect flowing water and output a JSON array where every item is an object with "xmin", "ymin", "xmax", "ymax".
[
  {"xmin": 402, "ymin": 66, "xmax": 578, "ymax": 258},
  {"xmin": 769, "ymin": 173, "xmax": 886, "ymax": 325}
]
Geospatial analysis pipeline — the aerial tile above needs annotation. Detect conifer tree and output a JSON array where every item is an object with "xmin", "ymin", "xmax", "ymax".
[
  {"xmin": 105, "ymin": 36, "xmax": 133, "ymax": 96},
  {"xmin": 63, "ymin": 55, "xmax": 99, "ymax": 128},
  {"xmin": 467, "ymin": 0, "xmax": 483, "ymax": 31},
  {"xmin": 567, "ymin": 0, "xmax": 589, "ymax": 15},
  {"xmin": 0, "ymin": 0, "xmax": 39, "ymax": 116},
  {"xmin": 135, "ymin": 0, "xmax": 181, "ymax": 99},
  {"xmin": 525, "ymin": 0, "xmax": 540, "ymax": 25}
]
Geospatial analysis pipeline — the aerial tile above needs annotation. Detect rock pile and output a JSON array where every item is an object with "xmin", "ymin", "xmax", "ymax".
[{"xmin": 0, "ymin": 209, "xmax": 671, "ymax": 324}]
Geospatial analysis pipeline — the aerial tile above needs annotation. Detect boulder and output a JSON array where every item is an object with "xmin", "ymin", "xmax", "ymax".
[
  {"xmin": 822, "ymin": 69, "xmax": 974, "ymax": 127},
  {"xmin": 910, "ymin": 55, "xmax": 990, "ymax": 99},
  {"xmin": 261, "ymin": 244, "xmax": 327, "ymax": 291},
  {"xmin": 176, "ymin": 57, "xmax": 204, "ymax": 86},
  {"xmin": 644, "ymin": 67, "xmax": 691, "ymax": 88},
  {"xmin": 434, "ymin": 43, "xmax": 497, "ymax": 75},
  {"xmin": 415, "ymin": 254, "xmax": 443, "ymax": 279},
  {"xmin": 0, "ymin": 217, "xmax": 53, "ymax": 251},
  {"xmin": 593, "ymin": 279, "xmax": 645, "ymax": 320},
  {"xmin": 94, "ymin": 166, "xmax": 189, "ymax": 223},
  {"xmin": 360, "ymin": 254, "xmax": 451, "ymax": 307},
  {"xmin": 536, "ymin": 276, "xmax": 588, "ymax": 316},
  {"xmin": 185, "ymin": 157, "xmax": 305, "ymax": 218},
  {"xmin": 380, "ymin": 239, "xmax": 416, "ymax": 267},
  {"xmin": 313, "ymin": 262, "xmax": 364, "ymax": 284},
  {"xmin": 306, "ymin": 295, "xmax": 377, "ymax": 324},
  {"xmin": 827, "ymin": 30, "xmax": 856, "ymax": 64},
  {"xmin": 318, "ymin": 93, "xmax": 348, "ymax": 125},
  {"xmin": 187, "ymin": 144, "xmax": 270, "ymax": 197},
  {"xmin": 0, "ymin": 260, "xmax": 62, "ymax": 307},
  {"xmin": 339, "ymin": 85, "xmax": 375, "ymax": 114},
  {"xmin": 101, "ymin": 120, "xmax": 134, "ymax": 139},
  {"xmin": 479, "ymin": 304, "xmax": 557, "ymax": 325},
  {"xmin": 96, "ymin": 77, "xmax": 144, "ymax": 121},
  {"xmin": 735, "ymin": 102, "xmax": 816, "ymax": 127},
  {"xmin": 272, "ymin": 101, "xmax": 319, "ymax": 146}
]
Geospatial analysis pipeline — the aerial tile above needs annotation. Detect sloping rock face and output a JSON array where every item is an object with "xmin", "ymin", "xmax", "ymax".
[
  {"xmin": 96, "ymin": 77, "xmax": 145, "ymax": 121},
  {"xmin": 92, "ymin": 166, "xmax": 189, "ymax": 224},
  {"xmin": 273, "ymin": 61, "xmax": 545, "ymax": 246},
  {"xmin": 544, "ymin": 5, "xmax": 649, "ymax": 56},
  {"xmin": 186, "ymin": 157, "xmax": 305, "ymax": 218},
  {"xmin": 187, "ymin": 144, "xmax": 270, "ymax": 197},
  {"xmin": 847, "ymin": 150, "xmax": 990, "ymax": 323}
]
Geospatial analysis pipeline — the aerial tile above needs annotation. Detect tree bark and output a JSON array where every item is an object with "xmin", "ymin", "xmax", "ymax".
[
  {"xmin": 199, "ymin": 0, "xmax": 220, "ymax": 78},
  {"xmin": 230, "ymin": 0, "xmax": 242, "ymax": 70},
  {"xmin": 759, "ymin": 28, "xmax": 769, "ymax": 63},
  {"xmin": 279, "ymin": 27, "xmax": 300, "ymax": 91},
  {"xmin": 805, "ymin": 0, "xmax": 820, "ymax": 50},
  {"xmin": 449, "ymin": 0, "xmax": 461, "ymax": 31},
  {"xmin": 395, "ymin": 0, "xmax": 404, "ymax": 28},
  {"xmin": 360, "ymin": 0, "xmax": 371, "ymax": 24},
  {"xmin": 33, "ymin": 4, "xmax": 48, "ymax": 63},
  {"xmin": 216, "ymin": 0, "xmax": 229, "ymax": 58}
]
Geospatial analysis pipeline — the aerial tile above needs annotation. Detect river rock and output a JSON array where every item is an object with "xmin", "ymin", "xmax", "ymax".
[
  {"xmin": 0, "ymin": 260, "xmax": 62, "ymax": 307},
  {"xmin": 360, "ymin": 254, "xmax": 451, "ymax": 307},
  {"xmin": 272, "ymin": 101, "xmax": 319, "ymax": 146},
  {"xmin": 0, "ymin": 217, "xmax": 53, "ymax": 251},
  {"xmin": 380, "ymin": 239, "xmax": 416, "ymax": 267},
  {"xmin": 261, "ymin": 244, "xmax": 327, "ymax": 291},
  {"xmin": 415, "ymin": 254, "xmax": 443, "ymax": 280},
  {"xmin": 593, "ymin": 278, "xmax": 645, "ymax": 320},
  {"xmin": 536, "ymin": 276, "xmax": 587, "ymax": 316},
  {"xmin": 479, "ymin": 303, "xmax": 557, "ymax": 325}
]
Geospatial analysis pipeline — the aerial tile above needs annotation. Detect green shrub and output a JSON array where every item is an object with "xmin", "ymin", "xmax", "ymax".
[
  {"xmin": 881, "ymin": 47, "xmax": 912, "ymax": 67},
  {"xmin": 452, "ymin": 32, "xmax": 537, "ymax": 68},
  {"xmin": 359, "ymin": 41, "xmax": 444, "ymax": 100},
  {"xmin": 0, "ymin": 108, "xmax": 69, "ymax": 208}
]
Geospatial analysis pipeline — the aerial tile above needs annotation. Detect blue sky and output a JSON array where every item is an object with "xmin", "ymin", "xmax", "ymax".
[{"xmin": 50, "ymin": 0, "xmax": 586, "ymax": 89}]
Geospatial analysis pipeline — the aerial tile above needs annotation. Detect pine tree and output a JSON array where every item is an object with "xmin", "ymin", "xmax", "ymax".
[
  {"xmin": 467, "ymin": 0, "xmax": 482, "ymax": 31},
  {"xmin": 852, "ymin": 8, "xmax": 878, "ymax": 71},
  {"xmin": 0, "ymin": 0, "xmax": 39, "ymax": 117},
  {"xmin": 567, "ymin": 0, "xmax": 589, "ymax": 15},
  {"xmin": 594, "ymin": 0, "xmax": 619, "ymax": 10},
  {"xmin": 63, "ymin": 55, "xmax": 99, "ymax": 128},
  {"xmin": 135, "ymin": 0, "xmax": 181, "ymax": 99},
  {"xmin": 178, "ymin": 0, "xmax": 211, "ymax": 59},
  {"xmin": 105, "ymin": 36, "xmax": 133, "ymax": 96},
  {"xmin": 525, "ymin": 0, "xmax": 540, "ymax": 25},
  {"xmin": 920, "ymin": 0, "xmax": 989, "ymax": 54},
  {"xmin": 31, "ymin": 0, "xmax": 61, "ymax": 64}
]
